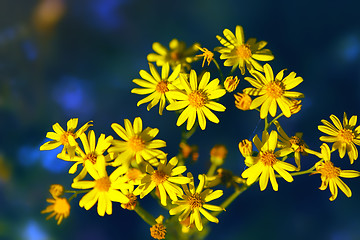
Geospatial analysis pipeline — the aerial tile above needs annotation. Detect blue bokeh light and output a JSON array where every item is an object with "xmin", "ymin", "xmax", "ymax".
[{"xmin": 21, "ymin": 220, "xmax": 48, "ymax": 240}]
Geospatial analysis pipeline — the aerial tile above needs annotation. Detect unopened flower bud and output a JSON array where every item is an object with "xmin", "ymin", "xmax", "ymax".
[
  {"xmin": 234, "ymin": 92, "xmax": 252, "ymax": 110},
  {"xmin": 238, "ymin": 139, "xmax": 252, "ymax": 157},
  {"xmin": 224, "ymin": 76, "xmax": 240, "ymax": 92},
  {"xmin": 49, "ymin": 184, "xmax": 64, "ymax": 198},
  {"xmin": 289, "ymin": 99, "xmax": 302, "ymax": 114},
  {"xmin": 210, "ymin": 144, "xmax": 228, "ymax": 166}
]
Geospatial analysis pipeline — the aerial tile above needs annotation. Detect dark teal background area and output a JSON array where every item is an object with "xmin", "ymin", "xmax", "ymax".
[{"xmin": 1, "ymin": 0, "xmax": 360, "ymax": 239}]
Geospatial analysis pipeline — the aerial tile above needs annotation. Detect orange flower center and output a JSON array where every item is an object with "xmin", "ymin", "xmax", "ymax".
[
  {"xmin": 128, "ymin": 136, "xmax": 145, "ymax": 152},
  {"xmin": 337, "ymin": 129, "xmax": 354, "ymax": 144},
  {"xmin": 121, "ymin": 193, "xmax": 137, "ymax": 210},
  {"xmin": 236, "ymin": 44, "xmax": 252, "ymax": 59},
  {"xmin": 126, "ymin": 168, "xmax": 143, "ymax": 182},
  {"xmin": 289, "ymin": 136, "xmax": 306, "ymax": 152},
  {"xmin": 156, "ymin": 81, "xmax": 169, "ymax": 93},
  {"xmin": 260, "ymin": 151, "xmax": 278, "ymax": 166},
  {"xmin": 150, "ymin": 223, "xmax": 166, "ymax": 240},
  {"xmin": 53, "ymin": 198, "xmax": 71, "ymax": 215},
  {"xmin": 84, "ymin": 153, "xmax": 97, "ymax": 164},
  {"xmin": 318, "ymin": 161, "xmax": 340, "ymax": 179},
  {"xmin": 95, "ymin": 177, "xmax": 111, "ymax": 192},
  {"xmin": 188, "ymin": 90, "xmax": 207, "ymax": 108},
  {"xmin": 265, "ymin": 81, "xmax": 284, "ymax": 99},
  {"xmin": 60, "ymin": 131, "xmax": 75, "ymax": 146},
  {"xmin": 151, "ymin": 170, "xmax": 168, "ymax": 185},
  {"xmin": 170, "ymin": 51, "xmax": 180, "ymax": 61},
  {"xmin": 188, "ymin": 193, "xmax": 204, "ymax": 209}
]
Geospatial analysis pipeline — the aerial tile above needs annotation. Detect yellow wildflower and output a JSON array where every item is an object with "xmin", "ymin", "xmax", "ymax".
[
  {"xmin": 166, "ymin": 70, "xmax": 226, "ymax": 130},
  {"xmin": 147, "ymin": 39, "xmax": 199, "ymax": 71},
  {"xmin": 169, "ymin": 173, "xmax": 224, "ymax": 231},
  {"xmin": 289, "ymin": 99, "xmax": 302, "ymax": 114},
  {"xmin": 215, "ymin": 25, "xmax": 274, "ymax": 75},
  {"xmin": 71, "ymin": 156, "xmax": 130, "ymax": 216},
  {"xmin": 274, "ymin": 121, "xmax": 309, "ymax": 171},
  {"xmin": 41, "ymin": 197, "xmax": 70, "ymax": 225},
  {"xmin": 58, "ymin": 130, "xmax": 113, "ymax": 181},
  {"xmin": 150, "ymin": 215, "xmax": 166, "ymax": 240},
  {"xmin": 196, "ymin": 46, "xmax": 214, "ymax": 67},
  {"xmin": 108, "ymin": 117, "xmax": 166, "ymax": 168},
  {"xmin": 241, "ymin": 131, "xmax": 296, "ymax": 191},
  {"xmin": 136, "ymin": 157, "xmax": 190, "ymax": 206},
  {"xmin": 243, "ymin": 63, "xmax": 304, "ymax": 119},
  {"xmin": 318, "ymin": 113, "xmax": 360, "ymax": 164},
  {"xmin": 40, "ymin": 118, "xmax": 93, "ymax": 158},
  {"xmin": 234, "ymin": 92, "xmax": 252, "ymax": 111},
  {"xmin": 131, "ymin": 63, "xmax": 181, "ymax": 115},
  {"xmin": 313, "ymin": 143, "xmax": 360, "ymax": 201},
  {"xmin": 224, "ymin": 76, "xmax": 240, "ymax": 92},
  {"xmin": 120, "ymin": 185, "xmax": 139, "ymax": 210},
  {"xmin": 49, "ymin": 184, "xmax": 64, "ymax": 198}
]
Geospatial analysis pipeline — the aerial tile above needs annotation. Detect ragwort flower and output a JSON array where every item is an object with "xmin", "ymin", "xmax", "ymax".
[
  {"xmin": 71, "ymin": 156, "xmax": 130, "ymax": 216},
  {"xmin": 241, "ymin": 131, "xmax": 296, "ymax": 191},
  {"xmin": 215, "ymin": 25, "xmax": 274, "ymax": 75},
  {"xmin": 58, "ymin": 130, "xmax": 113, "ymax": 181},
  {"xmin": 318, "ymin": 113, "xmax": 360, "ymax": 164},
  {"xmin": 131, "ymin": 63, "xmax": 181, "ymax": 115},
  {"xmin": 166, "ymin": 70, "xmax": 226, "ymax": 130},
  {"xmin": 313, "ymin": 143, "xmax": 360, "ymax": 201},
  {"xmin": 196, "ymin": 46, "xmax": 214, "ymax": 67},
  {"xmin": 147, "ymin": 39, "xmax": 199, "ymax": 71},
  {"xmin": 40, "ymin": 118, "xmax": 93, "ymax": 158},
  {"xmin": 136, "ymin": 157, "xmax": 190, "ymax": 206},
  {"xmin": 243, "ymin": 63, "xmax": 304, "ymax": 119},
  {"xmin": 108, "ymin": 117, "xmax": 166, "ymax": 168},
  {"xmin": 41, "ymin": 197, "xmax": 70, "ymax": 225},
  {"xmin": 169, "ymin": 173, "xmax": 224, "ymax": 231}
]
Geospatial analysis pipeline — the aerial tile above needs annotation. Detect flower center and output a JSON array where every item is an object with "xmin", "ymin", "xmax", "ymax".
[
  {"xmin": 95, "ymin": 177, "xmax": 111, "ymax": 192},
  {"xmin": 170, "ymin": 51, "xmax": 180, "ymax": 61},
  {"xmin": 84, "ymin": 153, "xmax": 97, "ymax": 164},
  {"xmin": 289, "ymin": 136, "xmax": 305, "ymax": 152},
  {"xmin": 126, "ymin": 168, "xmax": 143, "ymax": 182},
  {"xmin": 150, "ymin": 223, "xmax": 166, "ymax": 240},
  {"xmin": 121, "ymin": 193, "xmax": 137, "ymax": 210},
  {"xmin": 265, "ymin": 81, "xmax": 284, "ymax": 99},
  {"xmin": 156, "ymin": 81, "xmax": 169, "ymax": 93},
  {"xmin": 260, "ymin": 151, "xmax": 278, "ymax": 166},
  {"xmin": 337, "ymin": 129, "xmax": 354, "ymax": 143},
  {"xmin": 128, "ymin": 136, "xmax": 145, "ymax": 152},
  {"xmin": 60, "ymin": 131, "xmax": 75, "ymax": 146},
  {"xmin": 53, "ymin": 198, "xmax": 71, "ymax": 215},
  {"xmin": 236, "ymin": 44, "xmax": 252, "ymax": 59},
  {"xmin": 318, "ymin": 161, "xmax": 340, "ymax": 179},
  {"xmin": 151, "ymin": 170, "xmax": 168, "ymax": 185},
  {"xmin": 188, "ymin": 90, "xmax": 207, "ymax": 108},
  {"xmin": 188, "ymin": 193, "xmax": 204, "ymax": 209}
]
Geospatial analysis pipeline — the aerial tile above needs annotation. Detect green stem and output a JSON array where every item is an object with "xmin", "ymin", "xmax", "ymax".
[
  {"xmin": 268, "ymin": 113, "xmax": 284, "ymax": 129},
  {"xmin": 212, "ymin": 59, "xmax": 224, "ymax": 82},
  {"xmin": 289, "ymin": 165, "xmax": 316, "ymax": 177},
  {"xmin": 134, "ymin": 205, "xmax": 156, "ymax": 226},
  {"xmin": 206, "ymin": 163, "xmax": 218, "ymax": 177},
  {"xmin": 214, "ymin": 184, "xmax": 249, "ymax": 218},
  {"xmin": 65, "ymin": 190, "xmax": 90, "ymax": 202}
]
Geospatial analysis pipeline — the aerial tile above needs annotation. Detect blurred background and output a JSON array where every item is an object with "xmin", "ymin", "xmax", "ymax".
[{"xmin": 1, "ymin": 0, "xmax": 360, "ymax": 239}]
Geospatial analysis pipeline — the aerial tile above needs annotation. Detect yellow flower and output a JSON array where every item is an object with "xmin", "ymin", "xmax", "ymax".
[
  {"xmin": 196, "ymin": 46, "xmax": 214, "ymax": 67},
  {"xmin": 289, "ymin": 99, "xmax": 302, "ymax": 115},
  {"xmin": 131, "ymin": 63, "xmax": 181, "ymax": 115},
  {"xmin": 318, "ymin": 113, "xmax": 360, "ymax": 164},
  {"xmin": 169, "ymin": 173, "xmax": 224, "ymax": 231},
  {"xmin": 108, "ymin": 117, "xmax": 166, "ymax": 168},
  {"xmin": 241, "ymin": 131, "xmax": 296, "ymax": 191},
  {"xmin": 313, "ymin": 143, "xmax": 360, "ymax": 201},
  {"xmin": 274, "ymin": 121, "xmax": 309, "ymax": 171},
  {"xmin": 224, "ymin": 76, "xmax": 240, "ymax": 92},
  {"xmin": 40, "ymin": 118, "xmax": 93, "ymax": 158},
  {"xmin": 166, "ymin": 70, "xmax": 226, "ymax": 130},
  {"xmin": 71, "ymin": 156, "xmax": 130, "ymax": 216},
  {"xmin": 150, "ymin": 215, "xmax": 167, "ymax": 240},
  {"xmin": 120, "ymin": 185, "xmax": 139, "ymax": 210},
  {"xmin": 58, "ymin": 130, "xmax": 113, "ymax": 181},
  {"xmin": 234, "ymin": 92, "xmax": 252, "ymax": 111},
  {"xmin": 136, "ymin": 157, "xmax": 190, "ymax": 206},
  {"xmin": 243, "ymin": 63, "xmax": 304, "ymax": 119},
  {"xmin": 147, "ymin": 39, "xmax": 199, "ymax": 71},
  {"xmin": 41, "ymin": 197, "xmax": 70, "ymax": 225},
  {"xmin": 215, "ymin": 25, "xmax": 274, "ymax": 75}
]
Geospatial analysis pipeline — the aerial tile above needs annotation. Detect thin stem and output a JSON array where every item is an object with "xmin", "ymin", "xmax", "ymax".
[
  {"xmin": 206, "ymin": 163, "xmax": 218, "ymax": 177},
  {"xmin": 290, "ymin": 165, "xmax": 316, "ymax": 177},
  {"xmin": 212, "ymin": 59, "xmax": 224, "ymax": 82},
  {"xmin": 65, "ymin": 190, "xmax": 90, "ymax": 202},
  {"xmin": 214, "ymin": 184, "xmax": 249, "ymax": 218},
  {"xmin": 267, "ymin": 113, "xmax": 284, "ymax": 130},
  {"xmin": 134, "ymin": 205, "xmax": 156, "ymax": 226}
]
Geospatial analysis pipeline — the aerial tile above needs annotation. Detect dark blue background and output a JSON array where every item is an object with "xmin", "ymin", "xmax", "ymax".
[{"xmin": 1, "ymin": 0, "xmax": 360, "ymax": 239}]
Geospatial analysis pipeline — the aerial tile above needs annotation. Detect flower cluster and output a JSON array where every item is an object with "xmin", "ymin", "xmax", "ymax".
[{"xmin": 40, "ymin": 25, "xmax": 360, "ymax": 239}]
